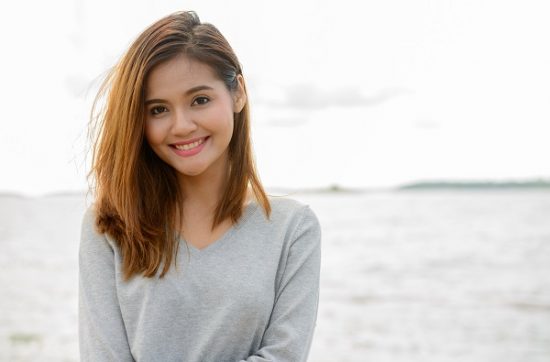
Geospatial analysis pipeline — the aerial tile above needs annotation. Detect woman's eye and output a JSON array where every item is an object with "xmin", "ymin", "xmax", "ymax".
[
  {"xmin": 193, "ymin": 96, "xmax": 210, "ymax": 106},
  {"xmin": 150, "ymin": 106, "xmax": 167, "ymax": 115}
]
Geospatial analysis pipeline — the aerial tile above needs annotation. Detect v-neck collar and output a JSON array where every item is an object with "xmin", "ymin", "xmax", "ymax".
[{"xmin": 182, "ymin": 200, "xmax": 259, "ymax": 256}]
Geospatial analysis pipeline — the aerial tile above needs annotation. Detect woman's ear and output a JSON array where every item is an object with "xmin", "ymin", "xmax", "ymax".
[{"xmin": 233, "ymin": 75, "xmax": 247, "ymax": 113}]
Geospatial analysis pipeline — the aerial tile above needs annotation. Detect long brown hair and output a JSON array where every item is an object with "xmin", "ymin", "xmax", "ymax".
[{"xmin": 88, "ymin": 11, "xmax": 271, "ymax": 281}]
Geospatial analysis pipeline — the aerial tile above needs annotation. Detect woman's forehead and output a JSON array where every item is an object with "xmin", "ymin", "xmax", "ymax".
[{"xmin": 145, "ymin": 56, "xmax": 223, "ymax": 95}]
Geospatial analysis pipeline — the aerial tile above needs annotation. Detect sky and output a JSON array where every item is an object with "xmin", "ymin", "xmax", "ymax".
[{"xmin": 0, "ymin": 0, "xmax": 549, "ymax": 195}]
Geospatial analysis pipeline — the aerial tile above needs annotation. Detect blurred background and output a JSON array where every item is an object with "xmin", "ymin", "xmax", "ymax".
[{"xmin": 0, "ymin": 0, "xmax": 549, "ymax": 361}]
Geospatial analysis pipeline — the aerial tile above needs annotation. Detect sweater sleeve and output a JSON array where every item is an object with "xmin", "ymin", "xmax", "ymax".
[
  {"xmin": 240, "ymin": 206, "xmax": 322, "ymax": 362},
  {"xmin": 78, "ymin": 207, "xmax": 135, "ymax": 362}
]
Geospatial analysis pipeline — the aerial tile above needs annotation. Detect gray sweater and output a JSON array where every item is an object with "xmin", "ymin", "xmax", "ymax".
[{"xmin": 79, "ymin": 197, "xmax": 321, "ymax": 362}]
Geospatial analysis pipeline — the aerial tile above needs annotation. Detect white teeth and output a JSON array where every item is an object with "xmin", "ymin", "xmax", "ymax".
[{"xmin": 174, "ymin": 138, "xmax": 205, "ymax": 151}]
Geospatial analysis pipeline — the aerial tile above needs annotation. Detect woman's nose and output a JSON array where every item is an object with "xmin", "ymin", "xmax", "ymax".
[{"xmin": 172, "ymin": 109, "xmax": 198, "ymax": 134}]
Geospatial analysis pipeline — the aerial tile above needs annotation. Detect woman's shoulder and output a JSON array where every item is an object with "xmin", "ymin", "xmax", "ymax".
[
  {"xmin": 267, "ymin": 195, "xmax": 307, "ymax": 210},
  {"xmin": 262, "ymin": 195, "xmax": 321, "ymax": 252},
  {"xmin": 82, "ymin": 201, "xmax": 96, "ymax": 216},
  {"xmin": 80, "ymin": 203, "xmax": 117, "ymax": 250},
  {"xmin": 262, "ymin": 195, "xmax": 320, "ymax": 230},
  {"xmin": 265, "ymin": 195, "xmax": 308, "ymax": 214},
  {"xmin": 81, "ymin": 203, "xmax": 98, "ymax": 232}
]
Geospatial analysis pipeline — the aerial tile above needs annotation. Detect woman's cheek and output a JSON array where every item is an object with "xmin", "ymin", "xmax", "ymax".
[{"xmin": 145, "ymin": 121, "xmax": 166, "ymax": 144}]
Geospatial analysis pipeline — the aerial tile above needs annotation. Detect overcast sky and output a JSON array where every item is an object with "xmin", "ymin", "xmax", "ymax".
[{"xmin": 1, "ymin": 0, "xmax": 549, "ymax": 195}]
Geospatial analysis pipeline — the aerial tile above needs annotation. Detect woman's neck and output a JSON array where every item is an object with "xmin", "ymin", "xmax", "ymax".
[{"xmin": 178, "ymin": 165, "xmax": 228, "ymax": 215}]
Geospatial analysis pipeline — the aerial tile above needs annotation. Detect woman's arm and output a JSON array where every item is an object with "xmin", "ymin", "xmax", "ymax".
[
  {"xmin": 240, "ymin": 206, "xmax": 322, "ymax": 362},
  {"xmin": 79, "ymin": 207, "xmax": 134, "ymax": 362}
]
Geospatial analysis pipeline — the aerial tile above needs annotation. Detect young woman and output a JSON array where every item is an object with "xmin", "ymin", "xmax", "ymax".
[{"xmin": 79, "ymin": 11, "xmax": 322, "ymax": 362}]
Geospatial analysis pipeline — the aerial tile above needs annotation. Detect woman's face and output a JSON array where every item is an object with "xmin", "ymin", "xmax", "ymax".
[{"xmin": 144, "ymin": 55, "xmax": 245, "ymax": 180}]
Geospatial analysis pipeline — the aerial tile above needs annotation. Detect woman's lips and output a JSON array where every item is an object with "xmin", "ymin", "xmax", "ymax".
[
  {"xmin": 171, "ymin": 136, "xmax": 209, "ymax": 147},
  {"xmin": 170, "ymin": 136, "xmax": 209, "ymax": 157}
]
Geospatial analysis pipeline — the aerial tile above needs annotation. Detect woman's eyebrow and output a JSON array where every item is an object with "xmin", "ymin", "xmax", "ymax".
[
  {"xmin": 184, "ymin": 85, "xmax": 214, "ymax": 95},
  {"xmin": 145, "ymin": 85, "xmax": 214, "ymax": 105}
]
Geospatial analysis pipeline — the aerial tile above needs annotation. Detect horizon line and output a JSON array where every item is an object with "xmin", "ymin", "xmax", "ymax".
[{"xmin": 2, "ymin": 176, "xmax": 550, "ymax": 198}]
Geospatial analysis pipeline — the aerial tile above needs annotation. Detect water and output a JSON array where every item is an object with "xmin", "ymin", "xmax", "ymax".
[{"xmin": 1, "ymin": 190, "xmax": 549, "ymax": 361}]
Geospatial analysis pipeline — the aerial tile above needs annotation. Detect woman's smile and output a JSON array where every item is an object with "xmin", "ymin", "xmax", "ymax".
[{"xmin": 170, "ymin": 136, "xmax": 210, "ymax": 157}]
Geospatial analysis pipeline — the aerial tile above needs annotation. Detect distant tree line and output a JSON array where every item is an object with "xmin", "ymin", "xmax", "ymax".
[{"xmin": 398, "ymin": 179, "xmax": 550, "ymax": 190}]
